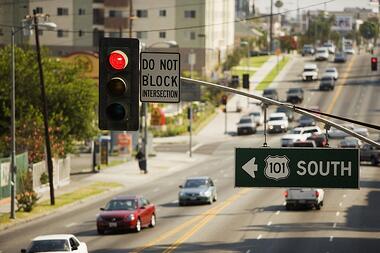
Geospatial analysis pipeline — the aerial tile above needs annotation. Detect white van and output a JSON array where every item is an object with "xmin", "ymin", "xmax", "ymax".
[{"xmin": 315, "ymin": 47, "xmax": 329, "ymax": 61}]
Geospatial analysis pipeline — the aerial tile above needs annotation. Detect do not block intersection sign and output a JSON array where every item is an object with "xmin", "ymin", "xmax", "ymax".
[
  {"xmin": 140, "ymin": 52, "xmax": 180, "ymax": 103},
  {"xmin": 235, "ymin": 148, "xmax": 359, "ymax": 189}
]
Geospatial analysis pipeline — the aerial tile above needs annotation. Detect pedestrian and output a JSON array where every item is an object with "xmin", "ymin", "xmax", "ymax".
[{"xmin": 135, "ymin": 146, "xmax": 147, "ymax": 174}]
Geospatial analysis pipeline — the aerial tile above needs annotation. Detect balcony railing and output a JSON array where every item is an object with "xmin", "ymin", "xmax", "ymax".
[
  {"xmin": 104, "ymin": 0, "xmax": 129, "ymax": 7},
  {"xmin": 104, "ymin": 17, "xmax": 129, "ymax": 29}
]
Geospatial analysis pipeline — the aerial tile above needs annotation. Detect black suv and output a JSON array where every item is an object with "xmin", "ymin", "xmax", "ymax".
[
  {"xmin": 302, "ymin": 44, "xmax": 315, "ymax": 56},
  {"xmin": 286, "ymin": 88, "xmax": 304, "ymax": 104}
]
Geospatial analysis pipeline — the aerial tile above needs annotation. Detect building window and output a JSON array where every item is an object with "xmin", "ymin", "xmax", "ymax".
[
  {"xmin": 93, "ymin": 8, "xmax": 104, "ymax": 24},
  {"xmin": 109, "ymin": 10, "xmax": 122, "ymax": 17},
  {"xmin": 136, "ymin": 31, "xmax": 147, "ymax": 39},
  {"xmin": 93, "ymin": 0, "xmax": 104, "ymax": 3},
  {"xmin": 0, "ymin": 29, "xmax": 3, "ymax": 36},
  {"xmin": 57, "ymin": 29, "xmax": 69, "ymax": 37},
  {"xmin": 159, "ymin": 10, "xmax": 166, "ymax": 17},
  {"xmin": 136, "ymin": 9, "xmax": 148, "ymax": 18},
  {"xmin": 78, "ymin": 8, "xmax": 86, "ymax": 15},
  {"xmin": 184, "ymin": 10, "xmax": 196, "ymax": 18},
  {"xmin": 35, "ymin": 7, "xmax": 43, "ymax": 13},
  {"xmin": 109, "ymin": 32, "xmax": 119, "ymax": 38},
  {"xmin": 159, "ymin": 31, "xmax": 166, "ymax": 38},
  {"xmin": 57, "ymin": 7, "xmax": 69, "ymax": 16},
  {"xmin": 185, "ymin": 31, "xmax": 196, "ymax": 40},
  {"xmin": 78, "ymin": 30, "xmax": 84, "ymax": 37}
]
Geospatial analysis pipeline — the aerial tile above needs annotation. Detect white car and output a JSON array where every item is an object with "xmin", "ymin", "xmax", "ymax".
[
  {"xmin": 344, "ymin": 48, "xmax": 355, "ymax": 55},
  {"xmin": 281, "ymin": 126, "xmax": 322, "ymax": 147},
  {"xmin": 248, "ymin": 111, "xmax": 264, "ymax": 126},
  {"xmin": 323, "ymin": 67, "xmax": 339, "ymax": 80},
  {"xmin": 323, "ymin": 42, "xmax": 336, "ymax": 54},
  {"xmin": 302, "ymin": 63, "xmax": 319, "ymax": 81},
  {"xmin": 21, "ymin": 234, "xmax": 88, "ymax": 253},
  {"xmin": 267, "ymin": 112, "xmax": 289, "ymax": 133},
  {"xmin": 314, "ymin": 47, "xmax": 329, "ymax": 61}
]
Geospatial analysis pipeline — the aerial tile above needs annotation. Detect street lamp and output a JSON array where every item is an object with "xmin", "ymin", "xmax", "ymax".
[{"xmin": 9, "ymin": 15, "xmax": 56, "ymax": 219}]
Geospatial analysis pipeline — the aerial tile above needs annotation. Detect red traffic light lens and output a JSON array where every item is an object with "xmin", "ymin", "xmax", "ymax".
[
  {"xmin": 109, "ymin": 50, "xmax": 128, "ymax": 70},
  {"xmin": 371, "ymin": 57, "xmax": 377, "ymax": 63}
]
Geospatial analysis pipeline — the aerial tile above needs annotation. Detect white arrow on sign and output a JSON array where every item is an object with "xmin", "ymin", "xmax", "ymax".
[{"xmin": 242, "ymin": 157, "xmax": 258, "ymax": 179}]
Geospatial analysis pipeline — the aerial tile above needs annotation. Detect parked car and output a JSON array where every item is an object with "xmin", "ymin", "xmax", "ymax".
[
  {"xmin": 179, "ymin": 176, "xmax": 217, "ymax": 205},
  {"xmin": 286, "ymin": 87, "xmax": 304, "ymax": 104},
  {"xmin": 237, "ymin": 115, "xmax": 257, "ymax": 135},
  {"xmin": 21, "ymin": 234, "xmax": 88, "ymax": 253},
  {"xmin": 344, "ymin": 48, "xmax": 355, "ymax": 55},
  {"xmin": 298, "ymin": 115, "xmax": 316, "ymax": 127},
  {"xmin": 267, "ymin": 112, "xmax": 289, "ymax": 133},
  {"xmin": 360, "ymin": 143, "xmax": 380, "ymax": 165},
  {"xmin": 302, "ymin": 44, "xmax": 315, "ymax": 56},
  {"xmin": 302, "ymin": 63, "xmax": 319, "ymax": 81},
  {"xmin": 262, "ymin": 88, "xmax": 279, "ymax": 100},
  {"xmin": 322, "ymin": 42, "xmax": 336, "ymax": 54},
  {"xmin": 292, "ymin": 140, "xmax": 317, "ymax": 147},
  {"xmin": 323, "ymin": 67, "xmax": 339, "ymax": 80},
  {"xmin": 307, "ymin": 134, "xmax": 328, "ymax": 147},
  {"xmin": 96, "ymin": 195, "xmax": 156, "ymax": 234},
  {"xmin": 285, "ymin": 188, "xmax": 325, "ymax": 210},
  {"xmin": 248, "ymin": 111, "xmax": 264, "ymax": 126},
  {"xmin": 281, "ymin": 126, "xmax": 322, "ymax": 147},
  {"xmin": 339, "ymin": 137, "xmax": 362, "ymax": 148},
  {"xmin": 314, "ymin": 47, "xmax": 329, "ymax": 61},
  {"xmin": 334, "ymin": 52, "xmax": 347, "ymax": 63},
  {"xmin": 276, "ymin": 107, "xmax": 294, "ymax": 122},
  {"xmin": 319, "ymin": 76, "xmax": 335, "ymax": 91}
]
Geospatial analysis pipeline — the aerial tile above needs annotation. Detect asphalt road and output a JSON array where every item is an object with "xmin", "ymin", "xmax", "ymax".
[{"xmin": 1, "ymin": 52, "xmax": 380, "ymax": 253}]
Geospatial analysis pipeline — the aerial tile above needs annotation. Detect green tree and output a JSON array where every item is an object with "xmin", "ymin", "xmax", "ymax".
[
  {"xmin": 359, "ymin": 21, "xmax": 377, "ymax": 40},
  {"xmin": 0, "ymin": 46, "xmax": 97, "ymax": 162},
  {"xmin": 305, "ymin": 13, "xmax": 335, "ymax": 45}
]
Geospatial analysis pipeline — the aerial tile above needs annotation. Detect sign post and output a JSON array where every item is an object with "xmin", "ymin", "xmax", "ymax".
[
  {"xmin": 140, "ymin": 52, "xmax": 181, "ymax": 103},
  {"xmin": 235, "ymin": 148, "xmax": 359, "ymax": 189}
]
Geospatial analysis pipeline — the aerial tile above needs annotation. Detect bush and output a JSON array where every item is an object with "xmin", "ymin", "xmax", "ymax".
[
  {"xmin": 16, "ymin": 169, "xmax": 40, "ymax": 212},
  {"xmin": 40, "ymin": 172, "xmax": 48, "ymax": 185}
]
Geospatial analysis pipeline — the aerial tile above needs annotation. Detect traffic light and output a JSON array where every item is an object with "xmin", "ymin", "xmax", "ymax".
[
  {"xmin": 221, "ymin": 95, "xmax": 228, "ymax": 105},
  {"xmin": 99, "ymin": 38, "xmax": 139, "ymax": 130},
  {"xmin": 371, "ymin": 57, "xmax": 378, "ymax": 71},
  {"xmin": 242, "ymin": 74, "xmax": 250, "ymax": 89}
]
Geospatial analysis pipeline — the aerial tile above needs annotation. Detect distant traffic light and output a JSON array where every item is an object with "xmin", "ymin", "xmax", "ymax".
[
  {"xmin": 99, "ymin": 38, "xmax": 139, "ymax": 131},
  {"xmin": 242, "ymin": 74, "xmax": 250, "ymax": 89},
  {"xmin": 371, "ymin": 57, "xmax": 378, "ymax": 71},
  {"xmin": 221, "ymin": 95, "xmax": 228, "ymax": 105}
]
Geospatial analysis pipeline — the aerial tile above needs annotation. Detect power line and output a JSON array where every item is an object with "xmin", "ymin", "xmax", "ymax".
[{"xmin": 0, "ymin": 0, "xmax": 337, "ymax": 37}]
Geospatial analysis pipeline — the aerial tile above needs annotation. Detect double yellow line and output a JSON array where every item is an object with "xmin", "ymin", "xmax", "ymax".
[{"xmin": 132, "ymin": 188, "xmax": 251, "ymax": 253}]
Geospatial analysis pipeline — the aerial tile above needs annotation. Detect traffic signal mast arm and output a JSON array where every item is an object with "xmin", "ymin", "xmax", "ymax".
[{"xmin": 181, "ymin": 77, "xmax": 380, "ymax": 149}]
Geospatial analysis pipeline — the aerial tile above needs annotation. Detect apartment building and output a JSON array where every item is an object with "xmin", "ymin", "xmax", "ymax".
[{"xmin": 0, "ymin": 0, "xmax": 29, "ymax": 45}]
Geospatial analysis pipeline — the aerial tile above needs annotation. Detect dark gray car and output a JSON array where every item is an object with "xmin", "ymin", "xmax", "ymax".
[
  {"xmin": 178, "ymin": 176, "xmax": 217, "ymax": 206},
  {"xmin": 263, "ymin": 88, "xmax": 279, "ymax": 101}
]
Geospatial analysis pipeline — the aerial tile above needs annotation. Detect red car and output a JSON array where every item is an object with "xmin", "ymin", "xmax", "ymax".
[{"xmin": 96, "ymin": 195, "xmax": 156, "ymax": 234}]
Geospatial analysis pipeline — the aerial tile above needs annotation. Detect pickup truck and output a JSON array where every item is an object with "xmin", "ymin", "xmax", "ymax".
[
  {"xmin": 360, "ymin": 144, "xmax": 380, "ymax": 166},
  {"xmin": 284, "ymin": 188, "xmax": 324, "ymax": 210}
]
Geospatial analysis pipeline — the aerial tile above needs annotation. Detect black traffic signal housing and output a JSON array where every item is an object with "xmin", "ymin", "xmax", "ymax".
[
  {"xmin": 371, "ymin": 57, "xmax": 378, "ymax": 71},
  {"xmin": 99, "ymin": 38, "xmax": 139, "ymax": 131},
  {"xmin": 242, "ymin": 73, "xmax": 250, "ymax": 89},
  {"xmin": 221, "ymin": 95, "xmax": 228, "ymax": 105}
]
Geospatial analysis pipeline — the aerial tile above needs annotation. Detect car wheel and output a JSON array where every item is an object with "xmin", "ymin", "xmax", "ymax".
[
  {"xmin": 179, "ymin": 201, "xmax": 185, "ymax": 206},
  {"xmin": 135, "ymin": 218, "xmax": 141, "ymax": 233},
  {"xmin": 213, "ymin": 193, "xmax": 218, "ymax": 202},
  {"xmin": 97, "ymin": 228, "xmax": 105, "ymax": 235},
  {"xmin": 285, "ymin": 203, "xmax": 291, "ymax": 210},
  {"xmin": 149, "ymin": 213, "xmax": 156, "ymax": 228},
  {"xmin": 315, "ymin": 203, "xmax": 321, "ymax": 210}
]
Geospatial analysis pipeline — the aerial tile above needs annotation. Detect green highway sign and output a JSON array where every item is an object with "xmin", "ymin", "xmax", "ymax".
[{"xmin": 235, "ymin": 148, "xmax": 359, "ymax": 189}]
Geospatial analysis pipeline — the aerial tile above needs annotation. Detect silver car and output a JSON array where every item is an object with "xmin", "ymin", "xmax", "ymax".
[{"xmin": 178, "ymin": 176, "xmax": 217, "ymax": 206}]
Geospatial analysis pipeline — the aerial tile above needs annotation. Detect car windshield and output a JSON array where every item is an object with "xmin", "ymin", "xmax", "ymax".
[
  {"xmin": 184, "ymin": 179, "xmax": 207, "ymax": 188},
  {"xmin": 304, "ymin": 68, "xmax": 315, "ymax": 72},
  {"xmin": 263, "ymin": 90, "xmax": 275, "ymax": 95},
  {"xmin": 269, "ymin": 116, "xmax": 283, "ymax": 121},
  {"xmin": 288, "ymin": 88, "xmax": 300, "ymax": 93},
  {"xmin": 239, "ymin": 118, "xmax": 252, "ymax": 124},
  {"xmin": 250, "ymin": 112, "xmax": 260, "ymax": 116},
  {"xmin": 322, "ymin": 77, "xmax": 333, "ymax": 81},
  {"xmin": 28, "ymin": 240, "xmax": 70, "ymax": 252},
  {"xmin": 105, "ymin": 199, "xmax": 136, "ymax": 211},
  {"xmin": 300, "ymin": 115, "xmax": 313, "ymax": 121},
  {"xmin": 291, "ymin": 129, "xmax": 302, "ymax": 134},
  {"xmin": 326, "ymin": 69, "xmax": 335, "ymax": 72},
  {"xmin": 317, "ymin": 50, "xmax": 326, "ymax": 53}
]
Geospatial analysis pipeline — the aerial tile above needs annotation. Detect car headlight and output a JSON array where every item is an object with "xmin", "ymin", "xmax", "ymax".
[
  {"xmin": 269, "ymin": 125, "xmax": 274, "ymax": 129},
  {"xmin": 281, "ymin": 125, "xmax": 285, "ymax": 129},
  {"xmin": 200, "ymin": 191, "xmax": 211, "ymax": 197},
  {"xmin": 179, "ymin": 191, "xmax": 186, "ymax": 197},
  {"xmin": 96, "ymin": 215, "xmax": 104, "ymax": 221},
  {"xmin": 125, "ymin": 214, "xmax": 135, "ymax": 221}
]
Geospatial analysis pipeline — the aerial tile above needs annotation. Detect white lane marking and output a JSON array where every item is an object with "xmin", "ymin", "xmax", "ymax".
[
  {"xmin": 267, "ymin": 221, "xmax": 272, "ymax": 226},
  {"xmin": 336, "ymin": 211, "xmax": 340, "ymax": 217},
  {"xmin": 343, "ymin": 194, "xmax": 346, "ymax": 198},
  {"xmin": 276, "ymin": 210, "xmax": 280, "ymax": 215},
  {"xmin": 257, "ymin": 234, "xmax": 262, "ymax": 240},
  {"xmin": 339, "ymin": 202, "xmax": 342, "ymax": 207},
  {"xmin": 329, "ymin": 236, "xmax": 334, "ymax": 242},
  {"xmin": 153, "ymin": 188, "xmax": 160, "ymax": 192},
  {"xmin": 333, "ymin": 223, "xmax": 337, "ymax": 228},
  {"xmin": 65, "ymin": 223, "xmax": 77, "ymax": 228}
]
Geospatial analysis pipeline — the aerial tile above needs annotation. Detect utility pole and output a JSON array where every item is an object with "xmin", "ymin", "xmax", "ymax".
[
  {"xmin": 269, "ymin": 0, "xmax": 274, "ymax": 52},
  {"xmin": 129, "ymin": 0, "xmax": 133, "ymax": 38},
  {"xmin": 33, "ymin": 9, "xmax": 55, "ymax": 205},
  {"xmin": 10, "ymin": 27, "xmax": 16, "ymax": 219}
]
